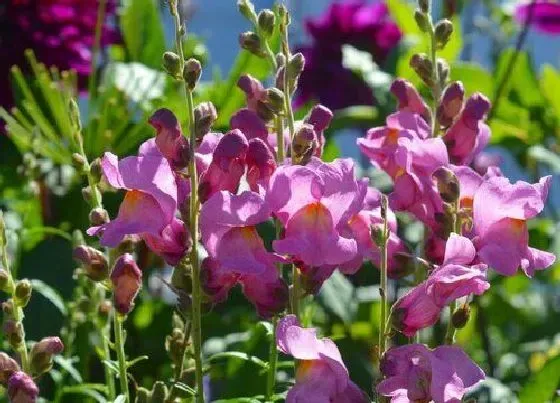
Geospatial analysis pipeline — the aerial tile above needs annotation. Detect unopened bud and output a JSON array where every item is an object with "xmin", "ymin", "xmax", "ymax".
[
  {"xmin": 111, "ymin": 253, "xmax": 142, "ymax": 315},
  {"xmin": 418, "ymin": 0, "xmax": 429, "ymax": 13},
  {"xmin": 89, "ymin": 158, "xmax": 102, "ymax": 183},
  {"xmin": 2, "ymin": 300, "xmax": 14, "ymax": 318},
  {"xmin": 30, "ymin": 336, "xmax": 64, "ymax": 375},
  {"xmin": 437, "ymin": 82, "xmax": 464, "ymax": 127},
  {"xmin": 414, "ymin": 10, "xmax": 430, "ymax": 32},
  {"xmin": 73, "ymin": 245, "xmax": 109, "ymax": 281},
  {"xmin": 171, "ymin": 265, "xmax": 191, "ymax": 292},
  {"xmin": 151, "ymin": 381, "xmax": 168, "ymax": 403},
  {"xmin": 305, "ymin": 105, "xmax": 333, "ymax": 132},
  {"xmin": 81, "ymin": 186, "xmax": 101, "ymax": 206},
  {"xmin": 183, "ymin": 58, "xmax": 202, "ymax": 91},
  {"xmin": 98, "ymin": 300, "xmax": 112, "ymax": 327},
  {"xmin": 0, "ymin": 352, "xmax": 20, "ymax": 385},
  {"xmin": 136, "ymin": 388, "xmax": 150, "ymax": 403},
  {"xmin": 434, "ymin": 19, "xmax": 454, "ymax": 50},
  {"xmin": 410, "ymin": 54, "xmax": 434, "ymax": 87},
  {"xmin": 7, "ymin": 371, "xmax": 39, "ymax": 403},
  {"xmin": 451, "ymin": 303, "xmax": 471, "ymax": 328},
  {"xmin": 239, "ymin": 31, "xmax": 264, "ymax": 57},
  {"xmin": 14, "ymin": 280, "xmax": 32, "ymax": 307},
  {"xmin": 276, "ymin": 53, "xmax": 286, "ymax": 68},
  {"xmin": 258, "ymin": 9, "xmax": 275, "ymax": 38},
  {"xmin": 194, "ymin": 101, "xmax": 218, "ymax": 139},
  {"xmin": 265, "ymin": 87, "xmax": 284, "ymax": 114},
  {"xmin": 292, "ymin": 124, "xmax": 317, "ymax": 165},
  {"xmin": 89, "ymin": 208, "xmax": 109, "ymax": 226},
  {"xmin": 255, "ymin": 101, "xmax": 275, "ymax": 122},
  {"xmin": 278, "ymin": 4, "xmax": 290, "ymax": 26},
  {"xmin": 0, "ymin": 269, "xmax": 11, "ymax": 293},
  {"xmin": 287, "ymin": 53, "xmax": 305, "ymax": 82},
  {"xmin": 162, "ymin": 51, "xmax": 182, "ymax": 79},
  {"xmin": 237, "ymin": 0, "xmax": 256, "ymax": 22},
  {"xmin": 68, "ymin": 98, "xmax": 82, "ymax": 132},
  {"xmin": 71, "ymin": 153, "xmax": 87, "ymax": 173},
  {"xmin": 437, "ymin": 59, "xmax": 450, "ymax": 86},
  {"xmin": 166, "ymin": 328, "xmax": 186, "ymax": 366},
  {"xmin": 3, "ymin": 320, "xmax": 24, "ymax": 349},
  {"xmin": 432, "ymin": 167, "xmax": 460, "ymax": 203}
]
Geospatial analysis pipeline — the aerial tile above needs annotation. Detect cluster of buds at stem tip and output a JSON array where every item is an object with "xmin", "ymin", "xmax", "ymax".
[
  {"xmin": 276, "ymin": 53, "xmax": 305, "ymax": 95},
  {"xmin": 432, "ymin": 167, "xmax": 460, "ymax": 204},
  {"xmin": 239, "ymin": 31, "xmax": 265, "ymax": 58},
  {"xmin": 29, "ymin": 336, "xmax": 64, "ymax": 375}
]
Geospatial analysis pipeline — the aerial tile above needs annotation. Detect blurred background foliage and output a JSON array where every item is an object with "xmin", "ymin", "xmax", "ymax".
[{"xmin": 0, "ymin": 0, "xmax": 560, "ymax": 402}]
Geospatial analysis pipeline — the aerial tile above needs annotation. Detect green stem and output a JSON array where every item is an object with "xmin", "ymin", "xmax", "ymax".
[
  {"xmin": 88, "ymin": 0, "xmax": 108, "ymax": 104},
  {"xmin": 266, "ymin": 316, "xmax": 278, "ymax": 401},
  {"xmin": 113, "ymin": 313, "xmax": 129, "ymax": 401},
  {"xmin": 100, "ymin": 287, "xmax": 116, "ymax": 401},
  {"xmin": 427, "ymin": 2, "xmax": 441, "ymax": 137},
  {"xmin": 275, "ymin": 114, "xmax": 285, "ymax": 163},
  {"xmin": 378, "ymin": 196, "xmax": 389, "ymax": 359}
]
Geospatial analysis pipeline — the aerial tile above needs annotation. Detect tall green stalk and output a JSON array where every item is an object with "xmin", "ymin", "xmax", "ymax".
[
  {"xmin": 378, "ymin": 196, "xmax": 390, "ymax": 359},
  {"xmin": 113, "ymin": 314, "xmax": 129, "ymax": 401}
]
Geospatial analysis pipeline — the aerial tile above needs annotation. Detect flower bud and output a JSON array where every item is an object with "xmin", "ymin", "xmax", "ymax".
[
  {"xmin": 0, "ymin": 352, "xmax": 19, "ymax": 385},
  {"xmin": 418, "ymin": 0, "xmax": 429, "ymax": 13},
  {"xmin": 451, "ymin": 303, "xmax": 471, "ymax": 329},
  {"xmin": 194, "ymin": 101, "xmax": 218, "ymax": 140},
  {"xmin": 151, "ymin": 381, "xmax": 168, "ymax": 403},
  {"xmin": 410, "ymin": 53, "xmax": 434, "ymax": 87},
  {"xmin": 89, "ymin": 158, "xmax": 102, "ymax": 183},
  {"xmin": 292, "ymin": 124, "xmax": 317, "ymax": 165},
  {"xmin": 71, "ymin": 153, "xmax": 87, "ymax": 173},
  {"xmin": 287, "ymin": 53, "xmax": 305, "ymax": 83},
  {"xmin": 88, "ymin": 208, "xmax": 109, "ymax": 226},
  {"xmin": 304, "ymin": 104, "xmax": 333, "ymax": 132},
  {"xmin": 81, "ymin": 186, "xmax": 102, "ymax": 207},
  {"xmin": 278, "ymin": 4, "xmax": 290, "ymax": 26},
  {"xmin": 276, "ymin": 53, "xmax": 286, "ymax": 69},
  {"xmin": 110, "ymin": 253, "xmax": 142, "ymax": 315},
  {"xmin": 68, "ymin": 98, "xmax": 82, "ymax": 133},
  {"xmin": 136, "ymin": 388, "xmax": 150, "ymax": 403},
  {"xmin": 166, "ymin": 328, "xmax": 187, "ymax": 366},
  {"xmin": 98, "ymin": 300, "xmax": 112, "ymax": 328},
  {"xmin": 239, "ymin": 31, "xmax": 264, "ymax": 57},
  {"xmin": 14, "ymin": 280, "xmax": 32, "ymax": 308},
  {"xmin": 437, "ymin": 81, "xmax": 464, "ymax": 127},
  {"xmin": 183, "ymin": 58, "xmax": 202, "ymax": 91},
  {"xmin": 3, "ymin": 320, "xmax": 24, "ymax": 349},
  {"xmin": 73, "ymin": 245, "xmax": 109, "ymax": 281},
  {"xmin": 432, "ymin": 167, "xmax": 460, "ymax": 204},
  {"xmin": 265, "ymin": 87, "xmax": 284, "ymax": 114},
  {"xmin": 237, "ymin": 0, "xmax": 256, "ymax": 22},
  {"xmin": 30, "ymin": 336, "xmax": 64, "ymax": 375},
  {"xmin": 414, "ymin": 10, "xmax": 430, "ymax": 32},
  {"xmin": 2, "ymin": 300, "xmax": 14, "ymax": 318},
  {"xmin": 255, "ymin": 101, "xmax": 275, "ymax": 122},
  {"xmin": 434, "ymin": 19, "xmax": 454, "ymax": 50},
  {"xmin": 258, "ymin": 9, "xmax": 275, "ymax": 38},
  {"xmin": 162, "ymin": 51, "xmax": 182, "ymax": 79},
  {"xmin": 437, "ymin": 58, "xmax": 450, "ymax": 86},
  {"xmin": 7, "ymin": 371, "xmax": 39, "ymax": 403}
]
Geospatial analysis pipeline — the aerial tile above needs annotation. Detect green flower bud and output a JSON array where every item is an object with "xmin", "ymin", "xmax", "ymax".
[
  {"xmin": 14, "ymin": 280, "xmax": 32, "ymax": 308},
  {"xmin": 29, "ymin": 336, "xmax": 64, "ymax": 375},
  {"xmin": 89, "ymin": 158, "xmax": 102, "ymax": 183},
  {"xmin": 410, "ymin": 53, "xmax": 434, "ymax": 87},
  {"xmin": 0, "ymin": 352, "xmax": 20, "ymax": 385},
  {"xmin": 3, "ymin": 320, "xmax": 24, "ymax": 349},
  {"xmin": 162, "ymin": 51, "xmax": 182, "ymax": 79},
  {"xmin": 432, "ymin": 166, "xmax": 460, "ymax": 204},
  {"xmin": 265, "ymin": 87, "xmax": 285, "ymax": 114},
  {"xmin": 68, "ymin": 98, "xmax": 82, "ymax": 132},
  {"xmin": 278, "ymin": 4, "xmax": 290, "ymax": 26},
  {"xmin": 183, "ymin": 58, "xmax": 202, "ymax": 91},
  {"xmin": 237, "ymin": 0, "xmax": 256, "ymax": 22},
  {"xmin": 165, "ymin": 328, "xmax": 186, "ymax": 367},
  {"xmin": 414, "ymin": 10, "xmax": 431, "ymax": 33},
  {"xmin": 98, "ymin": 300, "xmax": 112, "ymax": 328},
  {"xmin": 71, "ymin": 153, "xmax": 87, "ymax": 173},
  {"xmin": 151, "ymin": 381, "xmax": 168, "ymax": 403},
  {"xmin": 89, "ymin": 208, "xmax": 109, "ymax": 226},
  {"xmin": 451, "ymin": 303, "xmax": 471, "ymax": 329},
  {"xmin": 194, "ymin": 101, "xmax": 218, "ymax": 139},
  {"xmin": 2, "ymin": 300, "xmax": 14, "ymax": 319},
  {"xmin": 258, "ymin": 9, "xmax": 275, "ymax": 38},
  {"xmin": 239, "ymin": 31, "xmax": 264, "ymax": 57},
  {"xmin": 0, "ymin": 270, "xmax": 11, "ymax": 294},
  {"xmin": 418, "ymin": 0, "xmax": 429, "ymax": 13},
  {"xmin": 287, "ymin": 53, "xmax": 305, "ymax": 82},
  {"xmin": 434, "ymin": 19, "xmax": 454, "ymax": 50},
  {"xmin": 135, "ymin": 388, "xmax": 150, "ymax": 403}
]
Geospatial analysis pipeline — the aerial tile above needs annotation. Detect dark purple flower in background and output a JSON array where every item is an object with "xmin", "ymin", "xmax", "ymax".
[
  {"xmin": 0, "ymin": 0, "xmax": 120, "ymax": 108},
  {"xmin": 296, "ymin": 1, "xmax": 401, "ymax": 110},
  {"xmin": 516, "ymin": 1, "xmax": 560, "ymax": 34}
]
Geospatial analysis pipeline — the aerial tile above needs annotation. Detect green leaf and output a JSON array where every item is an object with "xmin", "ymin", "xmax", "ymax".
[
  {"xmin": 450, "ymin": 62, "xmax": 494, "ymax": 97},
  {"xmin": 318, "ymin": 270, "xmax": 357, "ymax": 325},
  {"xmin": 528, "ymin": 145, "xmax": 560, "ymax": 173},
  {"xmin": 121, "ymin": 0, "xmax": 166, "ymax": 69},
  {"xmin": 519, "ymin": 354, "xmax": 560, "ymax": 403},
  {"xmin": 61, "ymin": 385, "xmax": 107, "ymax": 403},
  {"xmin": 540, "ymin": 64, "xmax": 560, "ymax": 119},
  {"xmin": 102, "ymin": 62, "xmax": 166, "ymax": 106},
  {"xmin": 114, "ymin": 395, "xmax": 127, "ymax": 403},
  {"xmin": 53, "ymin": 356, "xmax": 82, "ymax": 383},
  {"xmin": 29, "ymin": 279, "xmax": 67, "ymax": 316},
  {"xmin": 102, "ymin": 359, "xmax": 120, "ymax": 375},
  {"xmin": 207, "ymin": 351, "xmax": 269, "ymax": 369}
]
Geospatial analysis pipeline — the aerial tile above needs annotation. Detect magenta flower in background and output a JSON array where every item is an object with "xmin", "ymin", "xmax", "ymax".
[
  {"xmin": 472, "ymin": 175, "xmax": 556, "ymax": 276},
  {"xmin": 378, "ymin": 344, "xmax": 484, "ymax": 402},
  {"xmin": 200, "ymin": 191, "xmax": 288, "ymax": 317},
  {"xmin": 276, "ymin": 315, "xmax": 368, "ymax": 403},
  {"xmin": 296, "ymin": 1, "xmax": 401, "ymax": 110},
  {"xmin": 516, "ymin": 1, "xmax": 560, "ymax": 34},
  {"xmin": 393, "ymin": 234, "xmax": 489, "ymax": 336},
  {"xmin": 0, "ymin": 0, "xmax": 120, "ymax": 108},
  {"xmin": 267, "ymin": 158, "xmax": 367, "ymax": 293}
]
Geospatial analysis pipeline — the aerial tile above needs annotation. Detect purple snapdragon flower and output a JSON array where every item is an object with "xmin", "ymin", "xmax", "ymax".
[
  {"xmin": 276, "ymin": 315, "xmax": 368, "ymax": 403},
  {"xmin": 378, "ymin": 344, "xmax": 484, "ymax": 402},
  {"xmin": 296, "ymin": 1, "xmax": 401, "ymax": 110}
]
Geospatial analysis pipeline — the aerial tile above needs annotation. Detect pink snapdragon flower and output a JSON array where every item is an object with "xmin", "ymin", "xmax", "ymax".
[
  {"xmin": 392, "ymin": 234, "xmax": 489, "ymax": 336},
  {"xmin": 378, "ymin": 344, "xmax": 484, "ymax": 403},
  {"xmin": 200, "ymin": 191, "xmax": 288, "ymax": 317},
  {"xmin": 341, "ymin": 187, "xmax": 413, "ymax": 278},
  {"xmin": 7, "ymin": 371, "xmax": 39, "ymax": 403},
  {"xmin": 443, "ymin": 93, "xmax": 491, "ymax": 165},
  {"xmin": 148, "ymin": 108, "xmax": 190, "ymax": 170},
  {"xmin": 111, "ymin": 253, "xmax": 143, "ymax": 315},
  {"xmin": 472, "ymin": 175, "xmax": 556, "ymax": 276},
  {"xmin": 277, "ymin": 315, "xmax": 368, "ymax": 403},
  {"xmin": 87, "ymin": 140, "xmax": 189, "ymax": 265},
  {"xmin": 266, "ymin": 158, "xmax": 366, "ymax": 293},
  {"xmin": 390, "ymin": 79, "xmax": 431, "ymax": 123}
]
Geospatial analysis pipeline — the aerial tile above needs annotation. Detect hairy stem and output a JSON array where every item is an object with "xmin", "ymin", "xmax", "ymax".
[{"xmin": 113, "ymin": 314, "xmax": 129, "ymax": 401}]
